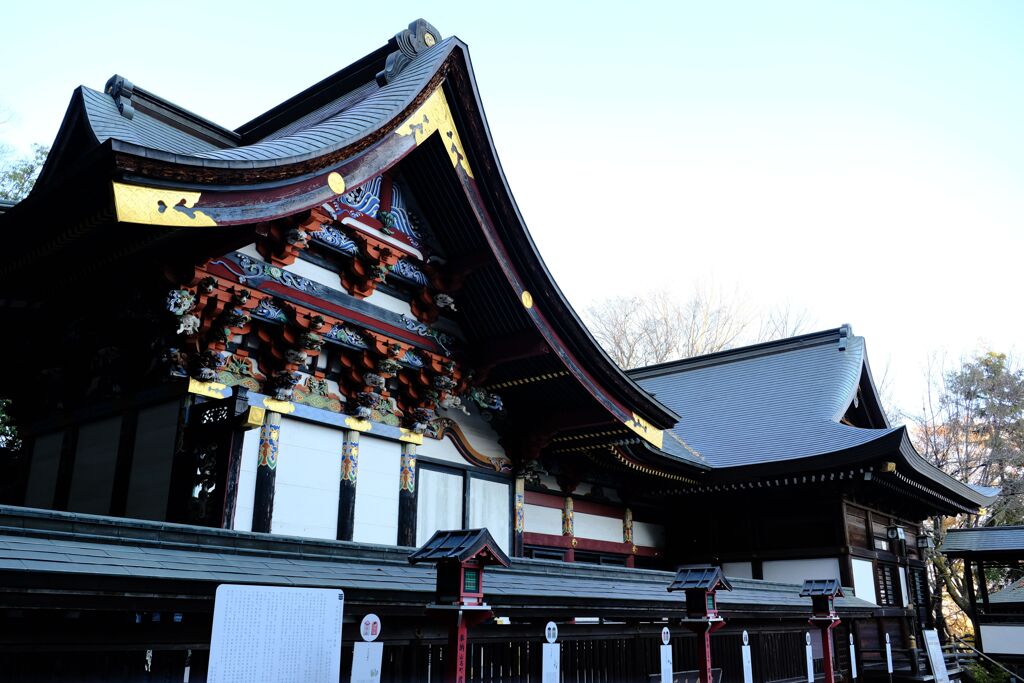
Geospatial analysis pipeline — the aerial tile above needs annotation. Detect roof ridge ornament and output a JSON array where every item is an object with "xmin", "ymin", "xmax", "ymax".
[
  {"xmin": 104, "ymin": 74, "xmax": 136, "ymax": 120},
  {"xmin": 837, "ymin": 323, "xmax": 852, "ymax": 351},
  {"xmin": 376, "ymin": 19, "xmax": 441, "ymax": 86}
]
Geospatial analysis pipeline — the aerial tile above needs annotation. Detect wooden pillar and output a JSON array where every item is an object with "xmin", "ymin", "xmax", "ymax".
[
  {"xmin": 978, "ymin": 559, "xmax": 991, "ymax": 612},
  {"xmin": 513, "ymin": 476, "xmax": 525, "ymax": 557},
  {"xmin": 816, "ymin": 621, "xmax": 840, "ymax": 683},
  {"xmin": 397, "ymin": 443, "xmax": 417, "ymax": 547},
  {"xmin": 109, "ymin": 406, "xmax": 139, "ymax": 517},
  {"xmin": 251, "ymin": 411, "xmax": 281, "ymax": 533},
  {"xmin": 337, "ymin": 431, "xmax": 359, "ymax": 541},
  {"xmin": 52, "ymin": 425, "xmax": 79, "ymax": 511},
  {"xmin": 624, "ymin": 507, "xmax": 636, "ymax": 567},
  {"xmin": 562, "ymin": 496, "xmax": 575, "ymax": 562}
]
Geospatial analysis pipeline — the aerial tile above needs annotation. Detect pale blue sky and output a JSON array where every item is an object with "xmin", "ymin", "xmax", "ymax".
[{"xmin": 2, "ymin": 1, "xmax": 1022, "ymax": 415}]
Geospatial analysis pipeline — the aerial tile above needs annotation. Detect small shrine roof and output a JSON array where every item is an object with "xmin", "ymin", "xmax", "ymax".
[
  {"xmin": 799, "ymin": 578, "xmax": 844, "ymax": 597},
  {"xmin": 667, "ymin": 565, "xmax": 733, "ymax": 592},
  {"xmin": 408, "ymin": 528, "xmax": 511, "ymax": 567}
]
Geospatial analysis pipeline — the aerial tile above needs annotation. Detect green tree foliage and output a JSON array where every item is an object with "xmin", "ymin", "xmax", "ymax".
[
  {"xmin": 911, "ymin": 352, "xmax": 1024, "ymax": 636},
  {"xmin": 0, "ymin": 144, "xmax": 48, "ymax": 202},
  {"xmin": 0, "ymin": 399, "xmax": 20, "ymax": 452}
]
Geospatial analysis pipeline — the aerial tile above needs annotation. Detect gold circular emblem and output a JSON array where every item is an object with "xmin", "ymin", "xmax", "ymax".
[
  {"xmin": 521, "ymin": 290, "xmax": 533, "ymax": 309},
  {"xmin": 424, "ymin": 33, "xmax": 436, "ymax": 47},
  {"xmin": 327, "ymin": 172, "xmax": 346, "ymax": 195}
]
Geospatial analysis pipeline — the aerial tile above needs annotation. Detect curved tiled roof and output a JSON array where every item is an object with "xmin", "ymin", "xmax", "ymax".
[
  {"xmin": 630, "ymin": 328, "xmax": 898, "ymax": 469},
  {"xmin": 80, "ymin": 37, "xmax": 457, "ymax": 167}
]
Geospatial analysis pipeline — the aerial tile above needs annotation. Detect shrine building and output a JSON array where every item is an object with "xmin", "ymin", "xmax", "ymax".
[{"xmin": 0, "ymin": 19, "xmax": 992, "ymax": 682}]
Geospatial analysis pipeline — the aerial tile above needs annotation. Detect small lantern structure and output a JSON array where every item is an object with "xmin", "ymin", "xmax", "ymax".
[
  {"xmin": 667, "ymin": 565, "xmax": 733, "ymax": 683},
  {"xmin": 800, "ymin": 578, "xmax": 844, "ymax": 683},
  {"xmin": 409, "ymin": 528, "xmax": 510, "ymax": 683}
]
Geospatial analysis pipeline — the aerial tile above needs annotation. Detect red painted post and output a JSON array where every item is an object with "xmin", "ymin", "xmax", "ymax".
[
  {"xmin": 820, "ymin": 623, "xmax": 836, "ymax": 683},
  {"xmin": 446, "ymin": 612, "xmax": 468, "ymax": 683},
  {"xmin": 698, "ymin": 624, "xmax": 713, "ymax": 683}
]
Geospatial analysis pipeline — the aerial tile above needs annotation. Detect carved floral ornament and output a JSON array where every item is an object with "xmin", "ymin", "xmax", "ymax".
[{"xmin": 164, "ymin": 274, "xmax": 503, "ymax": 432}]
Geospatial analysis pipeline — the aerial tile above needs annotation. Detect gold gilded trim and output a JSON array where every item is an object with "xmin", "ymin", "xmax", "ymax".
[
  {"xmin": 112, "ymin": 182, "xmax": 217, "ymax": 227},
  {"xmin": 188, "ymin": 378, "xmax": 230, "ymax": 399},
  {"xmin": 395, "ymin": 88, "xmax": 474, "ymax": 178},
  {"xmin": 242, "ymin": 406, "xmax": 266, "ymax": 429},
  {"xmin": 399, "ymin": 428, "xmax": 424, "ymax": 445},
  {"xmin": 327, "ymin": 172, "xmax": 346, "ymax": 195},
  {"xmin": 345, "ymin": 417, "xmax": 373, "ymax": 432},
  {"xmin": 262, "ymin": 398, "xmax": 296, "ymax": 414},
  {"xmin": 624, "ymin": 412, "xmax": 664, "ymax": 449}
]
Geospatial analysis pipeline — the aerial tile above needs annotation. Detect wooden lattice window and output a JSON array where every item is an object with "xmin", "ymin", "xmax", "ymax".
[{"xmin": 874, "ymin": 563, "xmax": 900, "ymax": 606}]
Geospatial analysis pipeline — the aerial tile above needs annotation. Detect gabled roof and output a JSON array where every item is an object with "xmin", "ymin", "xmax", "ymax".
[
  {"xmin": 667, "ymin": 564, "xmax": 733, "ymax": 592},
  {"xmin": 408, "ymin": 528, "xmax": 510, "ymax": 567},
  {"xmin": 630, "ymin": 327, "xmax": 897, "ymax": 469},
  {"xmin": 941, "ymin": 526, "xmax": 1024, "ymax": 560},
  {"xmin": 629, "ymin": 327, "xmax": 993, "ymax": 511},
  {"xmin": 800, "ymin": 578, "xmax": 844, "ymax": 597},
  {"xmin": 0, "ymin": 18, "xmax": 682, "ymax": 459}
]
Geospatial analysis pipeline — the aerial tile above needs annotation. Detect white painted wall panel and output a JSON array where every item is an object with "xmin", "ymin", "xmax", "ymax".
[
  {"xmin": 524, "ymin": 503, "xmax": 562, "ymax": 536},
  {"xmin": 67, "ymin": 417, "xmax": 122, "ymax": 514},
  {"xmin": 633, "ymin": 521, "xmax": 666, "ymax": 548},
  {"xmin": 416, "ymin": 468, "xmax": 463, "ymax": 546},
  {"xmin": 899, "ymin": 566, "xmax": 910, "ymax": 607},
  {"xmin": 125, "ymin": 402, "xmax": 180, "ymax": 521},
  {"xmin": 762, "ymin": 558, "xmax": 842, "ymax": 585},
  {"xmin": 574, "ymin": 512, "xmax": 622, "ymax": 543},
  {"xmin": 417, "ymin": 433, "xmax": 471, "ymax": 467},
  {"xmin": 232, "ymin": 428, "xmax": 260, "ymax": 532},
  {"xmin": 852, "ymin": 558, "xmax": 878, "ymax": 605},
  {"xmin": 469, "ymin": 478, "xmax": 510, "ymax": 553},
  {"xmin": 722, "ymin": 562, "xmax": 754, "ymax": 579},
  {"xmin": 979, "ymin": 624, "xmax": 1024, "ymax": 655},
  {"xmin": 352, "ymin": 435, "xmax": 400, "ymax": 545},
  {"xmin": 273, "ymin": 418, "xmax": 343, "ymax": 539},
  {"xmin": 24, "ymin": 433, "xmax": 63, "ymax": 509}
]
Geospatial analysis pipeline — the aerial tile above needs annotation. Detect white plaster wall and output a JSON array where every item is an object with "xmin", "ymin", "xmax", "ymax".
[
  {"xmin": 67, "ymin": 417, "xmax": 122, "ymax": 514},
  {"xmin": 979, "ymin": 624, "xmax": 1024, "ymax": 655},
  {"xmin": 851, "ymin": 558, "xmax": 878, "ymax": 605},
  {"xmin": 125, "ymin": 401, "xmax": 180, "ymax": 521},
  {"xmin": 417, "ymin": 432, "xmax": 471, "ymax": 467},
  {"xmin": 448, "ymin": 409, "xmax": 507, "ymax": 461},
  {"xmin": 416, "ymin": 468, "xmax": 463, "ymax": 546},
  {"xmin": 633, "ymin": 521, "xmax": 666, "ymax": 548},
  {"xmin": 524, "ymin": 503, "xmax": 562, "ymax": 536},
  {"xmin": 722, "ymin": 562, "xmax": 754, "ymax": 579},
  {"xmin": 352, "ymin": 435, "xmax": 400, "ymax": 545},
  {"xmin": 272, "ymin": 418, "xmax": 343, "ymax": 539},
  {"xmin": 762, "ymin": 558, "xmax": 842, "ymax": 586},
  {"xmin": 232, "ymin": 428, "xmax": 260, "ymax": 532},
  {"xmin": 364, "ymin": 288, "xmax": 414, "ymax": 318},
  {"xmin": 574, "ymin": 512, "xmax": 622, "ymax": 544},
  {"xmin": 24, "ymin": 433, "xmax": 63, "ymax": 509},
  {"xmin": 468, "ymin": 478, "xmax": 510, "ymax": 553}
]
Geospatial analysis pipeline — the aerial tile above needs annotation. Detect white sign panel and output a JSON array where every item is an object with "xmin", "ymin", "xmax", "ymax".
[
  {"xmin": 660, "ymin": 644, "xmax": 673, "ymax": 683},
  {"xmin": 741, "ymin": 631, "xmax": 753, "ymax": 683},
  {"xmin": 922, "ymin": 629, "xmax": 950, "ymax": 683},
  {"xmin": 208, "ymin": 585, "xmax": 344, "ymax": 683},
  {"xmin": 805, "ymin": 632, "xmax": 814, "ymax": 683},
  {"xmin": 849, "ymin": 633, "xmax": 858, "ymax": 680},
  {"xmin": 885, "ymin": 633, "xmax": 893, "ymax": 674},
  {"xmin": 545, "ymin": 621, "xmax": 559, "ymax": 644},
  {"xmin": 360, "ymin": 614, "xmax": 382, "ymax": 642},
  {"xmin": 351, "ymin": 642, "xmax": 384, "ymax": 683},
  {"xmin": 542, "ymin": 643, "xmax": 561, "ymax": 683}
]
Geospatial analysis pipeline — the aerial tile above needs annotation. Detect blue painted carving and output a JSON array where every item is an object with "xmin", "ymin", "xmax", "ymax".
[
  {"xmin": 402, "ymin": 316, "xmax": 454, "ymax": 351},
  {"xmin": 253, "ymin": 298, "xmax": 290, "ymax": 323},
  {"xmin": 325, "ymin": 323, "xmax": 369, "ymax": 349},
  {"xmin": 389, "ymin": 180, "xmax": 419, "ymax": 246},
  {"xmin": 400, "ymin": 349, "xmax": 425, "ymax": 369},
  {"xmin": 389, "ymin": 258, "xmax": 429, "ymax": 286},
  {"xmin": 215, "ymin": 253, "xmax": 324, "ymax": 294},
  {"xmin": 312, "ymin": 225, "xmax": 358, "ymax": 255},
  {"xmin": 339, "ymin": 175, "xmax": 382, "ymax": 217}
]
